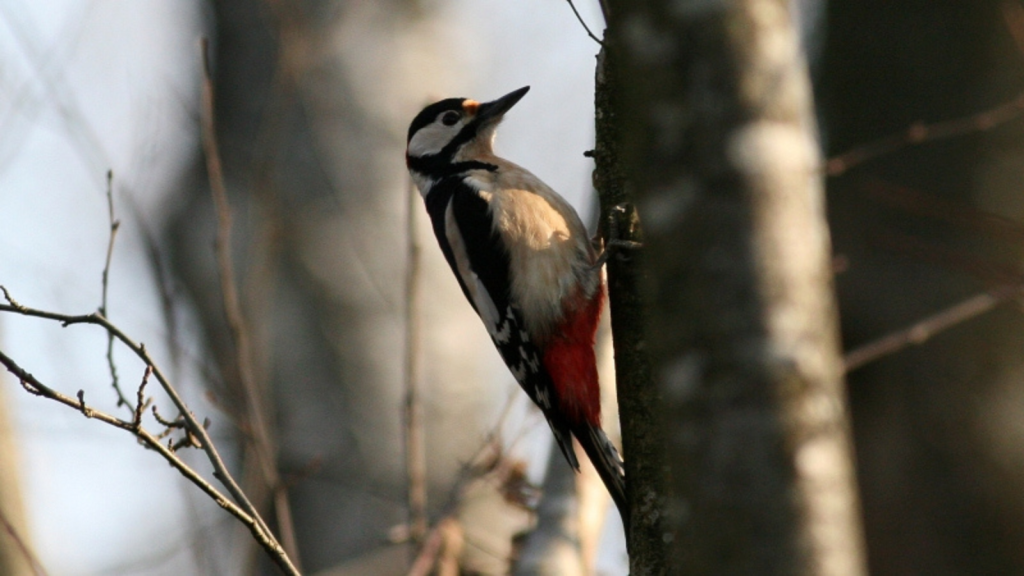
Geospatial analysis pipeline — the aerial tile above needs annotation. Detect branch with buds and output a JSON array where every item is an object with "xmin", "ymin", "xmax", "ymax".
[{"xmin": 0, "ymin": 287, "xmax": 299, "ymax": 575}]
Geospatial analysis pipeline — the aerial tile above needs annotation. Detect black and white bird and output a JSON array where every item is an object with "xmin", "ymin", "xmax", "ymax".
[{"xmin": 405, "ymin": 86, "xmax": 627, "ymax": 522}]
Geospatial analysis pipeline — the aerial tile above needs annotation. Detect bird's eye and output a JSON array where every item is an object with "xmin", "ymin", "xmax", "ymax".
[{"xmin": 441, "ymin": 111, "xmax": 461, "ymax": 126}]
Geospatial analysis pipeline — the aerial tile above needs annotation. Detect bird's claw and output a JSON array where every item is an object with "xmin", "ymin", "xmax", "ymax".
[{"xmin": 592, "ymin": 204, "xmax": 642, "ymax": 269}]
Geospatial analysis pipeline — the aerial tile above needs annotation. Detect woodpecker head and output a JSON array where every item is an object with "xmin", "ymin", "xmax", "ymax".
[{"xmin": 406, "ymin": 86, "xmax": 529, "ymax": 183}]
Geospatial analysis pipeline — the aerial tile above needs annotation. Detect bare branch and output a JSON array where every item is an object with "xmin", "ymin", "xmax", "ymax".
[
  {"xmin": 823, "ymin": 0, "xmax": 1024, "ymax": 178},
  {"xmin": 0, "ymin": 348, "xmax": 289, "ymax": 560},
  {"xmin": 1, "ymin": 287, "xmax": 22, "ymax": 311},
  {"xmin": 133, "ymin": 366, "xmax": 153, "ymax": 429},
  {"xmin": 565, "ymin": 0, "xmax": 603, "ymax": 45},
  {"xmin": 843, "ymin": 287, "xmax": 1018, "ymax": 372},
  {"xmin": 864, "ymin": 180, "xmax": 1024, "ymax": 247},
  {"xmin": 0, "ymin": 292, "xmax": 299, "ymax": 576},
  {"xmin": 404, "ymin": 178, "xmax": 428, "ymax": 546},
  {"xmin": 199, "ymin": 37, "xmax": 301, "ymax": 568},
  {"xmin": 825, "ymin": 92, "xmax": 1024, "ymax": 176},
  {"xmin": 98, "ymin": 170, "xmax": 131, "ymax": 410},
  {"xmin": 152, "ymin": 403, "xmax": 185, "ymax": 431}
]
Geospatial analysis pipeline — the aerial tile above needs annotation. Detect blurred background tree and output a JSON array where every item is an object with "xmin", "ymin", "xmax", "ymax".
[
  {"xmin": 2, "ymin": 1, "xmax": 1024, "ymax": 575},
  {"xmin": 167, "ymin": 0, "xmax": 520, "ymax": 572},
  {"xmin": 823, "ymin": 1, "xmax": 1024, "ymax": 574}
]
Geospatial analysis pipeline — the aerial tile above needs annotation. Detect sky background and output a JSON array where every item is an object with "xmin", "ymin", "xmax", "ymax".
[{"xmin": 0, "ymin": 1, "xmax": 610, "ymax": 573}]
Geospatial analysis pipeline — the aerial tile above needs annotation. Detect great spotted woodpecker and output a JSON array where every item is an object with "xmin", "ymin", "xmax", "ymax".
[{"xmin": 406, "ymin": 86, "xmax": 627, "ymax": 522}]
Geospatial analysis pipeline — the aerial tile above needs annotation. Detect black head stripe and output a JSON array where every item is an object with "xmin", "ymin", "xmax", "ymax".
[
  {"xmin": 407, "ymin": 156, "xmax": 497, "ymax": 179},
  {"xmin": 407, "ymin": 98, "xmax": 465, "ymax": 143},
  {"xmin": 407, "ymin": 96, "xmax": 494, "ymax": 179},
  {"xmin": 407, "ymin": 127, "xmax": 492, "ymax": 179}
]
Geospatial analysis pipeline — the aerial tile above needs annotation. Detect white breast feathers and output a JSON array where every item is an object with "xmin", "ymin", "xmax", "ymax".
[{"xmin": 465, "ymin": 158, "xmax": 600, "ymax": 341}]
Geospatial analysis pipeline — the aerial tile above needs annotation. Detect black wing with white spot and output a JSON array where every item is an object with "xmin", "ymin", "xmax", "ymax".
[{"xmin": 423, "ymin": 175, "xmax": 580, "ymax": 471}]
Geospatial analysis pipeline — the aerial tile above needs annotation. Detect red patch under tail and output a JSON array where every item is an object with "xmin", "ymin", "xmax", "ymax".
[{"xmin": 542, "ymin": 286, "xmax": 605, "ymax": 427}]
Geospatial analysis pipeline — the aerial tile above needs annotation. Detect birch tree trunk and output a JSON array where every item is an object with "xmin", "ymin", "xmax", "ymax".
[{"xmin": 606, "ymin": 0, "xmax": 866, "ymax": 573}]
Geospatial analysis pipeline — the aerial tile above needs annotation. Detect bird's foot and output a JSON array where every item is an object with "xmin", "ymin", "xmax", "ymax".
[{"xmin": 592, "ymin": 204, "xmax": 642, "ymax": 269}]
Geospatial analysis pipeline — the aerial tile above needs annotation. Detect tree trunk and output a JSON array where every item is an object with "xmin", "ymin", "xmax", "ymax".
[
  {"xmin": 607, "ymin": 0, "xmax": 867, "ymax": 573},
  {"xmin": 592, "ymin": 44, "xmax": 668, "ymax": 575}
]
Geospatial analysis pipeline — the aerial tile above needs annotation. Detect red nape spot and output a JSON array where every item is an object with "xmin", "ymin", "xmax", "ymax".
[{"xmin": 542, "ymin": 288, "xmax": 605, "ymax": 427}]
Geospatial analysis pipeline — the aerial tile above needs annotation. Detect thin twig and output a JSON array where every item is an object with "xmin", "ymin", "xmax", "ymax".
[
  {"xmin": 873, "ymin": 229, "xmax": 1023, "ymax": 289},
  {"xmin": 152, "ymin": 404, "xmax": 185, "ymax": 430},
  {"xmin": 133, "ymin": 366, "xmax": 153, "ymax": 429},
  {"xmin": 864, "ymin": 180, "xmax": 1024, "ymax": 247},
  {"xmin": 566, "ymin": 0, "xmax": 603, "ymax": 45},
  {"xmin": 0, "ymin": 504, "xmax": 47, "ymax": 576},
  {"xmin": 843, "ymin": 286, "xmax": 1019, "ymax": 372},
  {"xmin": 99, "ymin": 170, "xmax": 131, "ymax": 409},
  {"xmin": 0, "ymin": 349, "xmax": 277, "ymax": 551},
  {"xmin": 825, "ymin": 92, "xmax": 1024, "ymax": 176},
  {"xmin": 199, "ymin": 38, "xmax": 301, "ymax": 569},
  {"xmin": 0, "ymin": 291, "xmax": 299, "ymax": 576},
  {"xmin": 404, "ymin": 178, "xmax": 428, "ymax": 548}
]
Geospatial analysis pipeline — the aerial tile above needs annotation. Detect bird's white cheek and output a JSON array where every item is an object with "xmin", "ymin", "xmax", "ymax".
[
  {"xmin": 407, "ymin": 132, "xmax": 441, "ymax": 157},
  {"xmin": 408, "ymin": 124, "xmax": 457, "ymax": 157}
]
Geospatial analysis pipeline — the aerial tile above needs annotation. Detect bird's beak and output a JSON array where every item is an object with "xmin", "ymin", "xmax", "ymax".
[{"xmin": 474, "ymin": 86, "xmax": 530, "ymax": 124}]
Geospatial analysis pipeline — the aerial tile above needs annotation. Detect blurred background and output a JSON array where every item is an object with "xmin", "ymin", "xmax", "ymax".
[
  {"xmin": 2, "ymin": 1, "xmax": 1024, "ymax": 575},
  {"xmin": 0, "ymin": 1, "xmax": 612, "ymax": 574}
]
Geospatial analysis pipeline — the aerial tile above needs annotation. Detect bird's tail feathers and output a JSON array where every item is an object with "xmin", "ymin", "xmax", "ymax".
[
  {"xmin": 574, "ymin": 423, "xmax": 628, "ymax": 525},
  {"xmin": 546, "ymin": 416, "xmax": 580, "ymax": 472}
]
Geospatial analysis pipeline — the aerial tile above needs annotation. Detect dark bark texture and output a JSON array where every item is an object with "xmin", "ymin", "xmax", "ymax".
[
  {"xmin": 607, "ymin": 0, "xmax": 866, "ymax": 573},
  {"xmin": 592, "ymin": 45, "xmax": 669, "ymax": 576}
]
